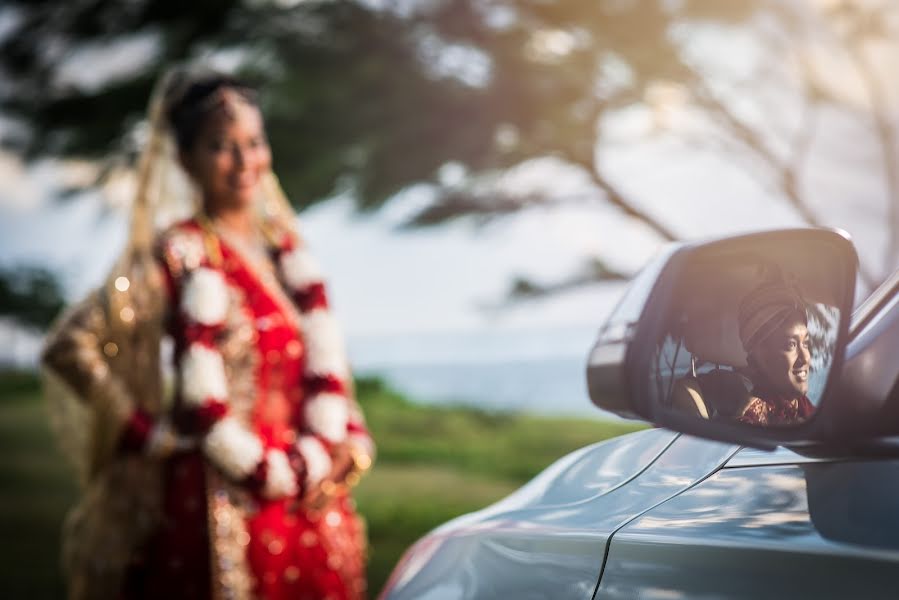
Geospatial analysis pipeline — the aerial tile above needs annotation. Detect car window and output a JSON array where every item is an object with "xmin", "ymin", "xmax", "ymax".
[{"xmin": 851, "ymin": 269, "xmax": 899, "ymax": 337}]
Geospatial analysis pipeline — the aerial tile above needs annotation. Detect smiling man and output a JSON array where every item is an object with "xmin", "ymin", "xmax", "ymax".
[{"xmin": 736, "ymin": 280, "xmax": 816, "ymax": 426}]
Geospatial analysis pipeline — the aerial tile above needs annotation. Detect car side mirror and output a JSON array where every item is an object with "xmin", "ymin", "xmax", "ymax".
[{"xmin": 587, "ymin": 229, "xmax": 857, "ymax": 449}]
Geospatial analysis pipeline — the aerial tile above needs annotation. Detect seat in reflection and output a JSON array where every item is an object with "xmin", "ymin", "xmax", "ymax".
[
  {"xmin": 671, "ymin": 369, "xmax": 753, "ymax": 420},
  {"xmin": 670, "ymin": 309, "xmax": 754, "ymax": 420}
]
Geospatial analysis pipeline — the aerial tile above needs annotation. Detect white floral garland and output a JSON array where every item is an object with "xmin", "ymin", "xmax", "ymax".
[
  {"xmin": 301, "ymin": 310, "xmax": 351, "ymax": 379},
  {"xmin": 305, "ymin": 393, "xmax": 350, "ymax": 443},
  {"xmin": 280, "ymin": 247, "xmax": 351, "ymax": 443},
  {"xmin": 181, "ymin": 267, "xmax": 229, "ymax": 325},
  {"xmin": 180, "ymin": 342, "xmax": 228, "ymax": 405},
  {"xmin": 171, "ymin": 233, "xmax": 364, "ymax": 495},
  {"xmin": 203, "ymin": 416, "xmax": 265, "ymax": 480},
  {"xmin": 280, "ymin": 247, "xmax": 323, "ymax": 289}
]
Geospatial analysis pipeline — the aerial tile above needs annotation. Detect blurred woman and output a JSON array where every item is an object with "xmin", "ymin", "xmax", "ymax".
[{"xmin": 42, "ymin": 68, "xmax": 373, "ymax": 600}]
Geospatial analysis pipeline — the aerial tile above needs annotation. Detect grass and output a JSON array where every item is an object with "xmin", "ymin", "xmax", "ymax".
[
  {"xmin": 0, "ymin": 371, "xmax": 645, "ymax": 597},
  {"xmin": 0, "ymin": 372, "xmax": 76, "ymax": 599}
]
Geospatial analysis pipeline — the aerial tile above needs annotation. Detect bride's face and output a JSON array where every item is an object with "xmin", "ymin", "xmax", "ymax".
[{"xmin": 182, "ymin": 94, "xmax": 272, "ymax": 212}]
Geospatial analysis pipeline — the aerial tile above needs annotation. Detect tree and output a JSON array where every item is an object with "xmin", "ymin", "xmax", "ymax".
[
  {"xmin": 2, "ymin": 0, "xmax": 897, "ymax": 312},
  {"xmin": 373, "ymin": 0, "xmax": 899, "ymax": 292},
  {"xmin": 0, "ymin": 266, "xmax": 65, "ymax": 329}
]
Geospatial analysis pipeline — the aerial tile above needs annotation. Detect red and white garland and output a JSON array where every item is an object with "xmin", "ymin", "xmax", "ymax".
[
  {"xmin": 279, "ymin": 244, "xmax": 352, "ymax": 445},
  {"xmin": 177, "ymin": 265, "xmax": 299, "ymax": 499},
  {"xmin": 173, "ymin": 229, "xmax": 370, "ymax": 500},
  {"xmin": 278, "ymin": 240, "xmax": 374, "ymax": 460}
]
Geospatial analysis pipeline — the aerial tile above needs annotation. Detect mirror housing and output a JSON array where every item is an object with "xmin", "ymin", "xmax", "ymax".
[{"xmin": 587, "ymin": 228, "xmax": 857, "ymax": 449}]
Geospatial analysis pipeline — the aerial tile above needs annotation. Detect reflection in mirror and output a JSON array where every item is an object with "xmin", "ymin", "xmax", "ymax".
[{"xmin": 650, "ymin": 251, "xmax": 842, "ymax": 429}]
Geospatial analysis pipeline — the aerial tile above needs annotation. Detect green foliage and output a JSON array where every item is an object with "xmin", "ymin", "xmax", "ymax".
[
  {"xmin": 0, "ymin": 368, "xmax": 42, "ymax": 395},
  {"xmin": 359, "ymin": 375, "xmax": 644, "ymax": 481},
  {"xmin": 0, "ymin": 372, "xmax": 78, "ymax": 599},
  {"xmin": 0, "ymin": 0, "xmax": 242, "ymax": 159},
  {"xmin": 0, "ymin": 371, "xmax": 643, "ymax": 597},
  {"xmin": 4, "ymin": 0, "xmax": 897, "ymax": 292},
  {"xmin": 0, "ymin": 0, "xmax": 753, "ymax": 220},
  {"xmin": 0, "ymin": 265, "xmax": 66, "ymax": 329}
]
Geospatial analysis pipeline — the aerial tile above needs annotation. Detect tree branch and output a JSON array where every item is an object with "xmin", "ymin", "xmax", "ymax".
[
  {"xmin": 845, "ymin": 34, "xmax": 899, "ymax": 279},
  {"xmin": 498, "ymin": 257, "xmax": 630, "ymax": 305},
  {"xmin": 566, "ymin": 153, "xmax": 679, "ymax": 242}
]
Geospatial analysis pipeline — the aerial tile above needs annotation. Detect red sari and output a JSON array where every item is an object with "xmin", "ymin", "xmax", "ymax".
[{"xmin": 125, "ymin": 218, "xmax": 371, "ymax": 599}]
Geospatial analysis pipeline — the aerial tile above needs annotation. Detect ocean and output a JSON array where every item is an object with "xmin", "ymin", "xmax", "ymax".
[
  {"xmin": 347, "ymin": 325, "xmax": 625, "ymax": 421},
  {"xmin": 354, "ymin": 355, "xmax": 615, "ymax": 420}
]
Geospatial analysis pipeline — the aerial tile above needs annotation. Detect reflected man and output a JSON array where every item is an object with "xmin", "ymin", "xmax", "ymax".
[{"xmin": 737, "ymin": 281, "xmax": 815, "ymax": 426}]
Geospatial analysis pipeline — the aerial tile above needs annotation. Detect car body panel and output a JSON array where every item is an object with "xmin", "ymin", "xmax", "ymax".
[
  {"xmin": 723, "ymin": 445, "xmax": 828, "ymax": 468},
  {"xmin": 596, "ymin": 457, "xmax": 899, "ymax": 599},
  {"xmin": 382, "ymin": 429, "xmax": 739, "ymax": 599}
]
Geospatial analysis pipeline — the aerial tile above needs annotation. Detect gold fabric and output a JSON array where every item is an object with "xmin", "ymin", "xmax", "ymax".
[
  {"xmin": 206, "ymin": 469, "xmax": 255, "ymax": 600},
  {"xmin": 41, "ymin": 75, "xmax": 172, "ymax": 600},
  {"xmin": 42, "ymin": 287, "xmax": 165, "ymax": 599}
]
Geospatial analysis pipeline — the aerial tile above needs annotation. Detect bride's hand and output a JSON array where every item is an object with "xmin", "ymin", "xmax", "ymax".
[
  {"xmin": 301, "ymin": 443, "xmax": 358, "ymax": 508},
  {"xmin": 146, "ymin": 418, "xmax": 197, "ymax": 458}
]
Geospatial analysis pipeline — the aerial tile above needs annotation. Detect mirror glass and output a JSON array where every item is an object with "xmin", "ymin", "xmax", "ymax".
[{"xmin": 648, "ymin": 240, "xmax": 846, "ymax": 428}]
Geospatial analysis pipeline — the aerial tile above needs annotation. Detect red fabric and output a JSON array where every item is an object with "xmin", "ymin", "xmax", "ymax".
[
  {"xmin": 305, "ymin": 373, "xmax": 348, "ymax": 396},
  {"xmin": 245, "ymin": 455, "xmax": 269, "ymax": 494},
  {"xmin": 175, "ymin": 399, "xmax": 229, "ymax": 434},
  {"xmin": 181, "ymin": 323, "xmax": 220, "ymax": 347},
  {"xmin": 119, "ymin": 408, "xmax": 153, "ymax": 453},
  {"xmin": 246, "ymin": 493, "xmax": 365, "ymax": 600},
  {"xmin": 285, "ymin": 442, "xmax": 308, "ymax": 491},
  {"xmin": 278, "ymin": 232, "xmax": 299, "ymax": 253},
  {"xmin": 126, "ymin": 452, "xmax": 213, "ymax": 600},
  {"xmin": 128, "ymin": 220, "xmax": 368, "ymax": 600},
  {"xmin": 347, "ymin": 421, "xmax": 369, "ymax": 436},
  {"xmin": 294, "ymin": 282, "xmax": 329, "ymax": 312}
]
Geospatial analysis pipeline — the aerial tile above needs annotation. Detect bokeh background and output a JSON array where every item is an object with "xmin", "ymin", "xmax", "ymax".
[{"xmin": 1, "ymin": 0, "xmax": 897, "ymax": 596}]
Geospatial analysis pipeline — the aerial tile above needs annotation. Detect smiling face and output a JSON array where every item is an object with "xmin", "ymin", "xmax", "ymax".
[
  {"xmin": 180, "ymin": 91, "xmax": 271, "ymax": 214},
  {"xmin": 749, "ymin": 311, "xmax": 811, "ymax": 397}
]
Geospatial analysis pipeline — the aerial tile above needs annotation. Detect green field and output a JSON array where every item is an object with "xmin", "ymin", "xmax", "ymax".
[{"xmin": 0, "ymin": 371, "xmax": 645, "ymax": 597}]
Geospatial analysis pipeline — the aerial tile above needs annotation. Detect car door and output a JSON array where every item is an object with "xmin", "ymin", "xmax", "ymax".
[
  {"xmin": 381, "ymin": 430, "xmax": 739, "ymax": 600},
  {"xmin": 594, "ymin": 446, "xmax": 899, "ymax": 599}
]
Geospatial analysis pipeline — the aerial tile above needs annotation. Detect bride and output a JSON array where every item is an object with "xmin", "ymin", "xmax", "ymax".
[{"xmin": 42, "ymin": 67, "xmax": 374, "ymax": 600}]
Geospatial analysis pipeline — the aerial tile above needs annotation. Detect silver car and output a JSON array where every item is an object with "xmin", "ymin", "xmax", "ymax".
[{"xmin": 382, "ymin": 229, "xmax": 899, "ymax": 599}]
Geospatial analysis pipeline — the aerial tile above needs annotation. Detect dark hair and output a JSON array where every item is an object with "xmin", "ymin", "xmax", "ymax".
[{"xmin": 163, "ymin": 69, "xmax": 259, "ymax": 152}]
